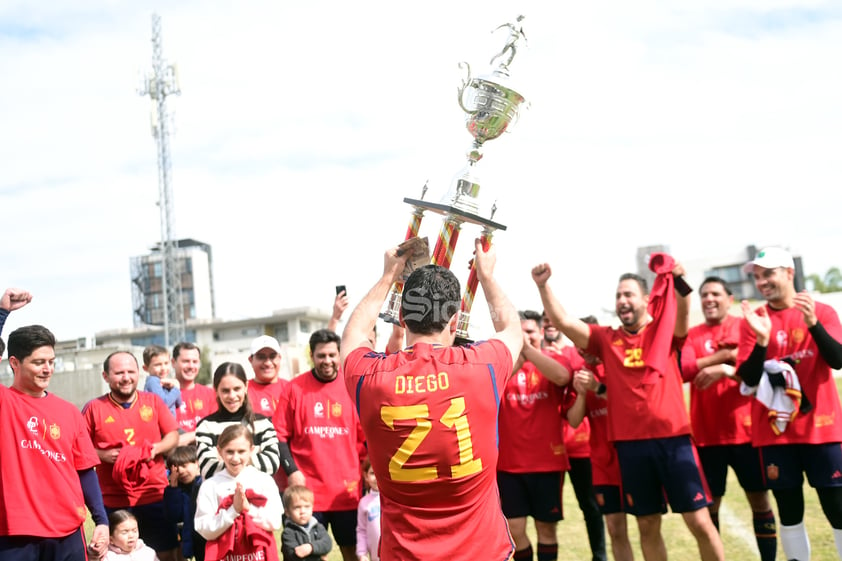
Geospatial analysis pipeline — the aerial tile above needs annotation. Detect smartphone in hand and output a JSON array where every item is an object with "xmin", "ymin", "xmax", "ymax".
[{"xmin": 336, "ymin": 285, "xmax": 347, "ymax": 296}]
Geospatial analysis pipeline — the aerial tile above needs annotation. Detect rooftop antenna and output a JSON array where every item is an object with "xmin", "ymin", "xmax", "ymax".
[{"xmin": 138, "ymin": 13, "xmax": 184, "ymax": 347}]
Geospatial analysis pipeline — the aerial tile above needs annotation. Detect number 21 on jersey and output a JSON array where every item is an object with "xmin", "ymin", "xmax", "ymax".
[{"xmin": 380, "ymin": 397, "xmax": 482, "ymax": 482}]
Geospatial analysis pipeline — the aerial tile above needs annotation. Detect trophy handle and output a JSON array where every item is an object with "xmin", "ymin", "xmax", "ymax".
[{"xmin": 457, "ymin": 62, "xmax": 477, "ymax": 115}]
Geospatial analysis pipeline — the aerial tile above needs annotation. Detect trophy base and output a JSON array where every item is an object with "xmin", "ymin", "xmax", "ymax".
[
  {"xmin": 378, "ymin": 312, "xmax": 401, "ymax": 326},
  {"xmin": 454, "ymin": 335, "xmax": 474, "ymax": 347},
  {"xmin": 403, "ymin": 198, "xmax": 507, "ymax": 231}
]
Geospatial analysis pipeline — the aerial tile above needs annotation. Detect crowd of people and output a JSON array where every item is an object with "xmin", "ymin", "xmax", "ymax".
[{"xmin": 1, "ymin": 242, "xmax": 842, "ymax": 561}]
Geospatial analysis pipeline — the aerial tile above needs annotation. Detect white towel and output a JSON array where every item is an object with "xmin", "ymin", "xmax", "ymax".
[{"xmin": 740, "ymin": 359, "xmax": 803, "ymax": 435}]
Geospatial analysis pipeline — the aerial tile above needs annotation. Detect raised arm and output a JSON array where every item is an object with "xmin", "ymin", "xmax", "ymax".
[
  {"xmin": 531, "ymin": 264, "xmax": 590, "ymax": 350},
  {"xmin": 341, "ymin": 246, "xmax": 408, "ymax": 365},
  {"xmin": 327, "ymin": 290, "xmax": 350, "ymax": 333},
  {"xmin": 672, "ymin": 262, "xmax": 691, "ymax": 338},
  {"xmin": 475, "ymin": 239, "xmax": 522, "ymax": 363}
]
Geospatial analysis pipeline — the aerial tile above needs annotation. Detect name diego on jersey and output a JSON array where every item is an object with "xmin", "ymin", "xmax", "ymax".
[{"xmin": 395, "ymin": 372, "xmax": 450, "ymax": 395}]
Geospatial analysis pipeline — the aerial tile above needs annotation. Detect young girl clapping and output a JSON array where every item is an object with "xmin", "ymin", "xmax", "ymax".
[{"xmin": 195, "ymin": 424, "xmax": 283, "ymax": 561}]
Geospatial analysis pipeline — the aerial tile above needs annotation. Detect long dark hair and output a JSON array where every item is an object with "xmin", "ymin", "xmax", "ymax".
[{"xmin": 212, "ymin": 362, "xmax": 255, "ymax": 433}]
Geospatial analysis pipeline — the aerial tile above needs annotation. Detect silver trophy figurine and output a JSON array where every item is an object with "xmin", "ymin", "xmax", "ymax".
[
  {"xmin": 382, "ymin": 16, "xmax": 528, "ymax": 343},
  {"xmin": 442, "ymin": 14, "xmax": 528, "ymax": 214}
]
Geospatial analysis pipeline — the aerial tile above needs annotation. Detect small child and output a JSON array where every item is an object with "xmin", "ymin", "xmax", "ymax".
[
  {"xmin": 356, "ymin": 458, "xmax": 381, "ymax": 561},
  {"xmin": 163, "ymin": 445, "xmax": 206, "ymax": 561},
  {"xmin": 281, "ymin": 485, "xmax": 333, "ymax": 561},
  {"xmin": 195, "ymin": 424, "xmax": 283, "ymax": 561},
  {"xmin": 104, "ymin": 509, "xmax": 159, "ymax": 560},
  {"xmin": 142, "ymin": 345, "xmax": 182, "ymax": 418}
]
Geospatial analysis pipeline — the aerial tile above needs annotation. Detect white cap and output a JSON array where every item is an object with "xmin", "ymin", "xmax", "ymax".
[
  {"xmin": 250, "ymin": 335, "xmax": 281, "ymax": 356},
  {"xmin": 742, "ymin": 247, "xmax": 795, "ymax": 274}
]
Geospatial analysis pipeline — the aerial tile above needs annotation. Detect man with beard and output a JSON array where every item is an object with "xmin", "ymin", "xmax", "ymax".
[
  {"xmin": 82, "ymin": 351, "xmax": 180, "ymax": 561},
  {"xmin": 497, "ymin": 310, "xmax": 571, "ymax": 561},
  {"xmin": 681, "ymin": 277, "xmax": 776, "ymax": 561},
  {"xmin": 739, "ymin": 247, "xmax": 842, "ymax": 560},
  {"xmin": 273, "ymin": 329, "xmax": 365, "ymax": 561},
  {"xmin": 533, "ymin": 262, "xmax": 724, "ymax": 561}
]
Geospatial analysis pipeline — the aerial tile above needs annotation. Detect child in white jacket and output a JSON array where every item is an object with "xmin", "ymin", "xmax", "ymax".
[
  {"xmin": 194, "ymin": 424, "xmax": 283, "ymax": 561},
  {"xmin": 104, "ymin": 510, "xmax": 159, "ymax": 561}
]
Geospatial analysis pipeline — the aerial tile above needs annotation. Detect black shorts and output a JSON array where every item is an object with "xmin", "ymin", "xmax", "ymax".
[
  {"xmin": 497, "ymin": 471, "xmax": 563, "ymax": 522},
  {"xmin": 0, "ymin": 527, "xmax": 87, "ymax": 561},
  {"xmin": 698, "ymin": 443, "xmax": 766, "ymax": 496},
  {"xmin": 314, "ymin": 509, "xmax": 357, "ymax": 547},
  {"xmin": 760, "ymin": 442, "xmax": 842, "ymax": 489}
]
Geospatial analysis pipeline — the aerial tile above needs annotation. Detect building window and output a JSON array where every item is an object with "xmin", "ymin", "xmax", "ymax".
[
  {"xmin": 153, "ymin": 262, "xmax": 162, "ymax": 277},
  {"xmin": 275, "ymin": 323, "xmax": 289, "ymax": 343},
  {"xmin": 299, "ymin": 320, "xmax": 311, "ymax": 334}
]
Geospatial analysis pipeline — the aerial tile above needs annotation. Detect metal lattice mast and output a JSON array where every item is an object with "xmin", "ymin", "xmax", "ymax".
[{"xmin": 139, "ymin": 13, "xmax": 184, "ymax": 347}]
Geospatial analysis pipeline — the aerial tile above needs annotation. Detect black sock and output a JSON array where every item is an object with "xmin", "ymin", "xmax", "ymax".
[{"xmin": 754, "ymin": 509, "xmax": 777, "ymax": 561}]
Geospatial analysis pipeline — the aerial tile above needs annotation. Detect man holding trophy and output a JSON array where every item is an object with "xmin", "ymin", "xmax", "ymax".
[{"xmin": 340, "ymin": 239, "xmax": 522, "ymax": 561}]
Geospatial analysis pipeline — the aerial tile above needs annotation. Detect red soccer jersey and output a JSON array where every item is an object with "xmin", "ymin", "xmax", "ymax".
[
  {"xmin": 82, "ymin": 392, "xmax": 179, "ymax": 507},
  {"xmin": 273, "ymin": 370, "xmax": 365, "ymax": 512},
  {"xmin": 247, "ymin": 378, "xmax": 289, "ymax": 418},
  {"xmin": 497, "ymin": 352, "xmax": 569, "ymax": 472},
  {"xmin": 737, "ymin": 302, "xmax": 842, "ymax": 446},
  {"xmin": 560, "ymin": 346, "xmax": 592, "ymax": 458},
  {"xmin": 176, "ymin": 383, "xmax": 218, "ymax": 432},
  {"xmin": 587, "ymin": 324, "xmax": 690, "ymax": 441},
  {"xmin": 682, "ymin": 316, "xmax": 752, "ymax": 446},
  {"xmin": 344, "ymin": 340, "xmax": 515, "ymax": 561},
  {"xmin": 0, "ymin": 386, "xmax": 100, "ymax": 537},
  {"xmin": 560, "ymin": 364, "xmax": 620, "ymax": 487}
]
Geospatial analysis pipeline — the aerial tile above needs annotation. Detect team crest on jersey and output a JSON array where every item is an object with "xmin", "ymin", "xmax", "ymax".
[
  {"xmin": 105, "ymin": 415, "xmax": 115, "ymax": 424},
  {"xmin": 49, "ymin": 423, "xmax": 61, "ymax": 439},
  {"xmin": 775, "ymin": 330, "xmax": 788, "ymax": 349},
  {"xmin": 344, "ymin": 479, "xmax": 359, "ymax": 493},
  {"xmin": 704, "ymin": 339, "xmax": 715, "ymax": 354},
  {"xmin": 612, "ymin": 339, "xmax": 624, "ymax": 346},
  {"xmin": 26, "ymin": 416, "xmax": 38, "ymax": 434},
  {"xmin": 792, "ymin": 328, "xmax": 805, "ymax": 345},
  {"xmin": 140, "ymin": 405, "xmax": 154, "ymax": 422},
  {"xmin": 766, "ymin": 463, "xmax": 779, "ymax": 481},
  {"xmin": 194, "ymin": 399, "xmax": 205, "ymax": 410},
  {"xmin": 260, "ymin": 397, "xmax": 271, "ymax": 412},
  {"xmin": 529, "ymin": 371, "xmax": 541, "ymax": 387},
  {"xmin": 331, "ymin": 401, "xmax": 342, "ymax": 418},
  {"xmin": 314, "ymin": 402, "xmax": 325, "ymax": 418}
]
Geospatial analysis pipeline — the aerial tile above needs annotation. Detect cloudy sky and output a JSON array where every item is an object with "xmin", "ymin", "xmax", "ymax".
[{"xmin": 2, "ymin": 1, "xmax": 841, "ymax": 343}]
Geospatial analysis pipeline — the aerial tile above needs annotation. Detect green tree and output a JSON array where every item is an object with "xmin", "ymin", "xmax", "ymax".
[
  {"xmin": 807, "ymin": 267, "xmax": 842, "ymax": 293},
  {"xmin": 197, "ymin": 345, "xmax": 213, "ymax": 385}
]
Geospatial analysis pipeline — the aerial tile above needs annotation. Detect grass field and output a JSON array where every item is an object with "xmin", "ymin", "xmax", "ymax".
[{"xmin": 87, "ymin": 377, "xmax": 842, "ymax": 560}]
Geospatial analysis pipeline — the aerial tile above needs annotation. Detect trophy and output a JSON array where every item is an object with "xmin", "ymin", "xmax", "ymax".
[{"xmin": 380, "ymin": 16, "xmax": 529, "ymax": 343}]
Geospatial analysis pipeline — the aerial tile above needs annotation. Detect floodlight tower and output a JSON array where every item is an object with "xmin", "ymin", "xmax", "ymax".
[{"xmin": 138, "ymin": 13, "xmax": 184, "ymax": 347}]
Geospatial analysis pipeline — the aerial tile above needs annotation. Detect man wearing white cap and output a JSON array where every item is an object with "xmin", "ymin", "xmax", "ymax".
[
  {"xmin": 738, "ymin": 246, "xmax": 842, "ymax": 560},
  {"xmin": 247, "ymin": 335, "xmax": 289, "ymax": 418}
]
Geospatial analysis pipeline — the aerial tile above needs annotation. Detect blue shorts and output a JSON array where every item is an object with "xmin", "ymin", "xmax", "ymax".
[
  {"xmin": 314, "ymin": 509, "xmax": 357, "ymax": 547},
  {"xmin": 698, "ymin": 443, "xmax": 766, "ymax": 496},
  {"xmin": 107, "ymin": 501, "xmax": 179, "ymax": 552},
  {"xmin": 615, "ymin": 435, "xmax": 712, "ymax": 516},
  {"xmin": 497, "ymin": 471, "xmax": 563, "ymax": 522},
  {"xmin": 759, "ymin": 442, "xmax": 842, "ymax": 489},
  {"xmin": 0, "ymin": 526, "xmax": 86, "ymax": 561},
  {"xmin": 593, "ymin": 485, "xmax": 629, "ymax": 515}
]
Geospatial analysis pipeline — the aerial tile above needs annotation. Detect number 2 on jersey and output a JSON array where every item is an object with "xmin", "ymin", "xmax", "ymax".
[{"xmin": 381, "ymin": 397, "xmax": 482, "ymax": 482}]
